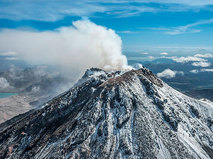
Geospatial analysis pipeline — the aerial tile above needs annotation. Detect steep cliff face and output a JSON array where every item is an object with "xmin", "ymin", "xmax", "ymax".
[{"xmin": 0, "ymin": 67, "xmax": 213, "ymax": 159}]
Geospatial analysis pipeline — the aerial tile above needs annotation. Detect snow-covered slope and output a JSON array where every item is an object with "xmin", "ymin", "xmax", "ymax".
[{"xmin": 0, "ymin": 67, "xmax": 213, "ymax": 159}]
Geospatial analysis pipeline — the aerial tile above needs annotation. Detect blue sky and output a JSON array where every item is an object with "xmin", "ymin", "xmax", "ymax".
[{"xmin": 0, "ymin": 0, "xmax": 213, "ymax": 52}]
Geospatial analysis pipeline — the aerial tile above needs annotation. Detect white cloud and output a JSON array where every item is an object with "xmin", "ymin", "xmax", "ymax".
[
  {"xmin": 112, "ymin": 0, "xmax": 213, "ymax": 6},
  {"xmin": 194, "ymin": 53, "xmax": 213, "ymax": 58},
  {"xmin": 148, "ymin": 56, "xmax": 154, "ymax": 59},
  {"xmin": 157, "ymin": 69, "xmax": 184, "ymax": 79},
  {"xmin": 190, "ymin": 69, "xmax": 199, "ymax": 73},
  {"xmin": 0, "ymin": 1, "xmax": 157, "ymax": 21},
  {"xmin": 142, "ymin": 19, "xmax": 213, "ymax": 35},
  {"xmin": 190, "ymin": 68, "xmax": 213, "ymax": 73},
  {"xmin": 160, "ymin": 52, "xmax": 168, "ymax": 55},
  {"xmin": 0, "ymin": 1, "xmax": 106, "ymax": 21},
  {"xmin": 0, "ymin": 77, "xmax": 10, "ymax": 89},
  {"xmin": 142, "ymin": 52, "xmax": 148, "ymax": 55},
  {"xmin": 4, "ymin": 57, "xmax": 18, "ymax": 61},
  {"xmin": 165, "ymin": 55, "xmax": 212, "ymax": 67},
  {"xmin": 0, "ymin": 51, "xmax": 19, "ymax": 61},
  {"xmin": 166, "ymin": 18, "xmax": 213, "ymax": 35},
  {"xmin": 0, "ymin": 20, "xmax": 131, "ymax": 79},
  {"xmin": 201, "ymin": 68, "xmax": 213, "ymax": 72},
  {"xmin": 166, "ymin": 28, "xmax": 201, "ymax": 35},
  {"xmin": 0, "ymin": 1, "xmax": 213, "ymax": 21},
  {"xmin": 167, "ymin": 56, "xmax": 205, "ymax": 63},
  {"xmin": 0, "ymin": 51, "xmax": 18, "ymax": 56},
  {"xmin": 192, "ymin": 61, "xmax": 211, "ymax": 67},
  {"xmin": 117, "ymin": 30, "xmax": 137, "ymax": 34}
]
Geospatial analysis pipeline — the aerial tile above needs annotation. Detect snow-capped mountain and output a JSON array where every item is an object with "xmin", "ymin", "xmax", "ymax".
[{"xmin": 0, "ymin": 67, "xmax": 213, "ymax": 159}]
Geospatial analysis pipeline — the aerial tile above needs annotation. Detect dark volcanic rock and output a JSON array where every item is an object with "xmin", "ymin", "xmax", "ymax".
[{"xmin": 0, "ymin": 67, "xmax": 213, "ymax": 159}]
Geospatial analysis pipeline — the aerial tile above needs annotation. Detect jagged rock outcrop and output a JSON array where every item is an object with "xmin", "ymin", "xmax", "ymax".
[{"xmin": 0, "ymin": 67, "xmax": 213, "ymax": 159}]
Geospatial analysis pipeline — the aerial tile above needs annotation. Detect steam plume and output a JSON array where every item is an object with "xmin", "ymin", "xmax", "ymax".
[{"xmin": 0, "ymin": 20, "xmax": 131, "ymax": 79}]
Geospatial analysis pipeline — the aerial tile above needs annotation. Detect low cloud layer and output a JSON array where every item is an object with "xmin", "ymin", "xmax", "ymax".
[
  {"xmin": 157, "ymin": 69, "xmax": 184, "ymax": 79},
  {"xmin": 0, "ymin": 51, "xmax": 18, "ymax": 56},
  {"xmin": 192, "ymin": 61, "xmax": 211, "ymax": 67},
  {"xmin": 0, "ymin": 77, "xmax": 11, "ymax": 89},
  {"xmin": 201, "ymin": 68, "xmax": 213, "ymax": 72},
  {"xmin": 165, "ymin": 53, "xmax": 212, "ymax": 67},
  {"xmin": 160, "ymin": 52, "xmax": 168, "ymax": 55},
  {"xmin": 190, "ymin": 69, "xmax": 213, "ymax": 73},
  {"xmin": 142, "ymin": 52, "xmax": 148, "ymax": 55},
  {"xmin": 167, "ymin": 56, "xmax": 205, "ymax": 63},
  {"xmin": 194, "ymin": 53, "xmax": 213, "ymax": 58},
  {"xmin": 0, "ymin": 51, "xmax": 19, "ymax": 61},
  {"xmin": 0, "ymin": 20, "xmax": 131, "ymax": 79}
]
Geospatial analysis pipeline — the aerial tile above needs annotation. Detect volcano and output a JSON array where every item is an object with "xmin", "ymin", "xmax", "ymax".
[{"xmin": 0, "ymin": 67, "xmax": 213, "ymax": 159}]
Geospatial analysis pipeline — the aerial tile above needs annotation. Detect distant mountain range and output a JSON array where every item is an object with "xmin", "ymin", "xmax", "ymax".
[{"xmin": 185, "ymin": 88, "xmax": 213, "ymax": 102}]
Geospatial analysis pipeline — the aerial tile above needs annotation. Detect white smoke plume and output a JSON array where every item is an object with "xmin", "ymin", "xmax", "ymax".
[{"xmin": 0, "ymin": 19, "xmax": 131, "ymax": 79}]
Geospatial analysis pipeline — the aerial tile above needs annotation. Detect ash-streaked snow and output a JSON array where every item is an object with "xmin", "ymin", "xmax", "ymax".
[{"xmin": 0, "ymin": 67, "xmax": 213, "ymax": 159}]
